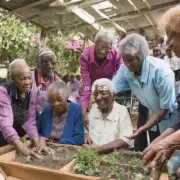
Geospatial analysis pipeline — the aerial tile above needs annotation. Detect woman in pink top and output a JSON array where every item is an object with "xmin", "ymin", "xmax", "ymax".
[{"xmin": 80, "ymin": 29, "xmax": 123, "ymax": 129}]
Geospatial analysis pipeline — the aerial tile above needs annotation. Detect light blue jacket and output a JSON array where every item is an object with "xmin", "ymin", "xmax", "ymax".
[{"xmin": 113, "ymin": 56, "xmax": 177, "ymax": 133}]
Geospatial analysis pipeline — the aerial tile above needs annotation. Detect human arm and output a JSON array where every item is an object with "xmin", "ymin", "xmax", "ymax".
[
  {"xmin": 22, "ymin": 88, "xmax": 39, "ymax": 147},
  {"xmin": 80, "ymin": 55, "xmax": 91, "ymax": 129},
  {"xmin": 128, "ymin": 75, "xmax": 174, "ymax": 139},
  {"xmin": 98, "ymin": 106, "xmax": 133, "ymax": 153},
  {"xmin": 0, "ymin": 87, "xmax": 40, "ymax": 158},
  {"xmin": 142, "ymin": 130, "xmax": 180, "ymax": 168},
  {"xmin": 61, "ymin": 108, "xmax": 84, "ymax": 145},
  {"xmin": 112, "ymin": 65, "xmax": 130, "ymax": 94}
]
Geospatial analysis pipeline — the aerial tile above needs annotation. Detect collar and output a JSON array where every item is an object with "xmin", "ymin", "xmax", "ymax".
[
  {"xmin": 38, "ymin": 71, "xmax": 54, "ymax": 85},
  {"xmin": 124, "ymin": 57, "xmax": 150, "ymax": 84},
  {"xmin": 89, "ymin": 45, "xmax": 112, "ymax": 64}
]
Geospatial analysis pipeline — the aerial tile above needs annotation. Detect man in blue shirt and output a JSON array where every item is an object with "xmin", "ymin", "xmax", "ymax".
[{"xmin": 113, "ymin": 33, "xmax": 177, "ymax": 151}]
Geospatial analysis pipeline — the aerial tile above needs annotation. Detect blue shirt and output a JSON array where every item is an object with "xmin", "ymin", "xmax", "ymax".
[{"xmin": 113, "ymin": 56, "xmax": 177, "ymax": 133}]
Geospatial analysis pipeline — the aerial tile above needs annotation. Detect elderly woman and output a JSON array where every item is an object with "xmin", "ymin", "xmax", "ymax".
[
  {"xmin": 113, "ymin": 33, "xmax": 177, "ymax": 151},
  {"xmin": 141, "ymin": 5, "xmax": 180, "ymax": 175},
  {"xmin": 84, "ymin": 78, "xmax": 133, "ymax": 153},
  {"xmin": 31, "ymin": 48, "xmax": 60, "ymax": 115},
  {"xmin": 0, "ymin": 59, "xmax": 40, "ymax": 157},
  {"xmin": 80, "ymin": 29, "xmax": 123, "ymax": 129},
  {"xmin": 38, "ymin": 81, "xmax": 84, "ymax": 152}
]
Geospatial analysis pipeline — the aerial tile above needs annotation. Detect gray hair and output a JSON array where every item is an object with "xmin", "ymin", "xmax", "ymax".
[
  {"xmin": 8, "ymin": 59, "xmax": 30, "ymax": 78},
  {"xmin": 92, "ymin": 78, "xmax": 115, "ymax": 95},
  {"xmin": 47, "ymin": 81, "xmax": 70, "ymax": 101},
  {"xmin": 95, "ymin": 29, "xmax": 115, "ymax": 43},
  {"xmin": 118, "ymin": 33, "xmax": 149, "ymax": 60},
  {"xmin": 38, "ymin": 48, "xmax": 57, "ymax": 61}
]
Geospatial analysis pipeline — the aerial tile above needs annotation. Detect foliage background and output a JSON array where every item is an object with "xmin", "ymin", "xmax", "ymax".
[{"xmin": 0, "ymin": 9, "xmax": 80, "ymax": 75}]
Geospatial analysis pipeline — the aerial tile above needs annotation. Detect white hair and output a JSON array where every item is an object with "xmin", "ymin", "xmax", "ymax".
[
  {"xmin": 92, "ymin": 78, "xmax": 115, "ymax": 95},
  {"xmin": 118, "ymin": 33, "xmax": 149, "ymax": 60},
  {"xmin": 95, "ymin": 28, "xmax": 115, "ymax": 43},
  {"xmin": 47, "ymin": 81, "xmax": 70, "ymax": 101},
  {"xmin": 9, "ymin": 59, "xmax": 29, "ymax": 77}
]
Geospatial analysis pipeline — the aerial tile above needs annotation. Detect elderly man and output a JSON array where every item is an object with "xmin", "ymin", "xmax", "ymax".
[
  {"xmin": 80, "ymin": 29, "xmax": 123, "ymax": 129},
  {"xmin": 32, "ymin": 48, "xmax": 60, "ymax": 115},
  {"xmin": 113, "ymin": 33, "xmax": 177, "ymax": 151},
  {"xmin": 0, "ymin": 59, "xmax": 40, "ymax": 158},
  {"xmin": 85, "ymin": 78, "xmax": 133, "ymax": 153},
  {"xmin": 142, "ymin": 5, "xmax": 180, "ymax": 175},
  {"xmin": 38, "ymin": 81, "xmax": 84, "ymax": 153}
]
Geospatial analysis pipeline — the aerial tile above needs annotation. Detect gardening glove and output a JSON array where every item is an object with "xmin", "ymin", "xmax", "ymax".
[{"xmin": 38, "ymin": 137, "xmax": 55, "ymax": 155}]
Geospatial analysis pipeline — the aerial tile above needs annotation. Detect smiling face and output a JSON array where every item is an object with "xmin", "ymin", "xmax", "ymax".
[
  {"xmin": 93, "ymin": 85, "xmax": 113, "ymax": 111},
  {"xmin": 13, "ymin": 68, "xmax": 32, "ymax": 93},
  {"xmin": 95, "ymin": 37, "xmax": 112, "ymax": 60},
  {"xmin": 123, "ymin": 54, "xmax": 142, "ymax": 73},
  {"xmin": 48, "ymin": 91, "xmax": 68, "ymax": 116}
]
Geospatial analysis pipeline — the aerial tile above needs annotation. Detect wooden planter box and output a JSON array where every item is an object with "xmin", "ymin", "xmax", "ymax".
[
  {"xmin": 0, "ymin": 161, "xmax": 94, "ymax": 180},
  {"xmin": 61, "ymin": 151, "xmax": 169, "ymax": 180},
  {"xmin": 0, "ymin": 143, "xmax": 81, "ymax": 173}
]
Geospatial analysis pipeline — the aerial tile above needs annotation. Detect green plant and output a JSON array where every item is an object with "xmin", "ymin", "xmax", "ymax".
[
  {"xmin": 130, "ymin": 157, "xmax": 143, "ymax": 168},
  {"xmin": 23, "ymin": 156, "xmax": 32, "ymax": 164},
  {"xmin": 73, "ymin": 148, "xmax": 100, "ymax": 176}
]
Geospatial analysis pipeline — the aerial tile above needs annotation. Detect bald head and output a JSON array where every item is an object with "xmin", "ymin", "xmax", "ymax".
[{"xmin": 8, "ymin": 59, "xmax": 32, "ymax": 93}]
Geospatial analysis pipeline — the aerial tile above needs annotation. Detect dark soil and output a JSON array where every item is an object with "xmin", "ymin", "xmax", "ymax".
[{"xmin": 14, "ymin": 145, "xmax": 77, "ymax": 170}]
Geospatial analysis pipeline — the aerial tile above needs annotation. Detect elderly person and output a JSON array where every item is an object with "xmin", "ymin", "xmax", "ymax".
[
  {"xmin": 38, "ymin": 81, "xmax": 84, "ymax": 152},
  {"xmin": 113, "ymin": 33, "xmax": 177, "ymax": 151},
  {"xmin": 31, "ymin": 48, "xmax": 60, "ymax": 115},
  {"xmin": 0, "ymin": 59, "xmax": 40, "ymax": 157},
  {"xmin": 80, "ymin": 29, "xmax": 123, "ymax": 129},
  {"xmin": 67, "ymin": 73, "xmax": 79, "ymax": 92},
  {"xmin": 142, "ymin": 5, "xmax": 180, "ymax": 174},
  {"xmin": 84, "ymin": 78, "xmax": 133, "ymax": 153}
]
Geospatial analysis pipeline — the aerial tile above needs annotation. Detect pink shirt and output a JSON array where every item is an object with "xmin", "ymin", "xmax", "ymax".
[
  {"xmin": 0, "ymin": 86, "xmax": 38, "ymax": 144},
  {"xmin": 80, "ymin": 46, "xmax": 123, "ymax": 108}
]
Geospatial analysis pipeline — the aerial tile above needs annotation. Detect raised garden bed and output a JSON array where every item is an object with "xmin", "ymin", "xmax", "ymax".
[
  {"xmin": 0, "ymin": 143, "xmax": 80, "ymax": 172},
  {"xmin": 62, "ymin": 148, "xmax": 168, "ymax": 180}
]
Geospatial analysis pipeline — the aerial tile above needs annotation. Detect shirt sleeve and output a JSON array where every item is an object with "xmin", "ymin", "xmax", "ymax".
[
  {"xmin": 0, "ymin": 87, "xmax": 19, "ymax": 143},
  {"xmin": 80, "ymin": 55, "xmax": 91, "ymax": 108},
  {"xmin": 22, "ymin": 88, "xmax": 38, "ymax": 139},
  {"xmin": 112, "ymin": 65, "xmax": 130, "ymax": 94},
  {"xmin": 156, "ymin": 74, "xmax": 175, "ymax": 109},
  {"xmin": 118, "ymin": 106, "xmax": 134, "ymax": 147},
  {"xmin": 115, "ymin": 53, "xmax": 123, "ymax": 73}
]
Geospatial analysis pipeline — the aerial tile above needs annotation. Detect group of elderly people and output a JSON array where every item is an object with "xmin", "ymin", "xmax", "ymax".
[{"xmin": 0, "ymin": 4, "xmax": 180, "ymax": 178}]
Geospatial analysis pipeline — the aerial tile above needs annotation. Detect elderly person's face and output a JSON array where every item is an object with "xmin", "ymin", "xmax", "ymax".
[
  {"xmin": 166, "ymin": 48, "xmax": 172, "ymax": 58},
  {"xmin": 123, "ymin": 54, "xmax": 141, "ymax": 72},
  {"xmin": 39, "ymin": 53, "xmax": 56, "ymax": 77},
  {"xmin": 93, "ymin": 85, "xmax": 113, "ymax": 111},
  {"xmin": 153, "ymin": 47, "xmax": 161, "ymax": 57},
  {"xmin": 95, "ymin": 38, "xmax": 112, "ymax": 59},
  {"xmin": 13, "ymin": 68, "xmax": 32, "ymax": 93},
  {"xmin": 48, "ymin": 91, "xmax": 68, "ymax": 116}
]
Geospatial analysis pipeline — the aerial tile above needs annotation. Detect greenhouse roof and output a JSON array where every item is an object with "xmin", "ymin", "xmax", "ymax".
[{"xmin": 0, "ymin": 0, "xmax": 179, "ymax": 40}]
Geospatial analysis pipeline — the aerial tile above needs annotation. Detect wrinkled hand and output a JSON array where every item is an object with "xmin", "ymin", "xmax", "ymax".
[
  {"xmin": 21, "ymin": 146, "xmax": 42, "ymax": 159},
  {"xmin": 142, "ymin": 139, "xmax": 174, "ymax": 168},
  {"xmin": 126, "ymin": 126, "xmax": 146, "ymax": 139},
  {"xmin": 31, "ymin": 137, "xmax": 39, "ymax": 148},
  {"xmin": 38, "ymin": 137, "xmax": 55, "ymax": 155},
  {"xmin": 84, "ymin": 136, "xmax": 94, "ymax": 145}
]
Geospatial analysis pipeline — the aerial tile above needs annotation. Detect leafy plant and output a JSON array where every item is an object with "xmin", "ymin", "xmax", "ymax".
[
  {"xmin": 73, "ymin": 148, "xmax": 100, "ymax": 176},
  {"xmin": 23, "ymin": 156, "xmax": 32, "ymax": 164}
]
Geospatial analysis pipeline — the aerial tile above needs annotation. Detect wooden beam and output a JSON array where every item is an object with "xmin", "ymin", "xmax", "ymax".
[{"xmin": 11, "ymin": 0, "xmax": 50, "ymax": 13}]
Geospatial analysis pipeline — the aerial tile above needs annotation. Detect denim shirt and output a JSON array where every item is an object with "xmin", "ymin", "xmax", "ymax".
[{"xmin": 113, "ymin": 56, "xmax": 177, "ymax": 133}]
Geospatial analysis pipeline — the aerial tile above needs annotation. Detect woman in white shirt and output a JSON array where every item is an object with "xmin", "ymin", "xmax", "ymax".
[{"xmin": 84, "ymin": 78, "xmax": 133, "ymax": 153}]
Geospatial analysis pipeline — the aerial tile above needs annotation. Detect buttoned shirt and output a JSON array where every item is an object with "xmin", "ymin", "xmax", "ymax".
[
  {"xmin": 0, "ymin": 86, "xmax": 38, "ymax": 143},
  {"xmin": 80, "ymin": 45, "xmax": 123, "ymax": 108},
  {"xmin": 113, "ymin": 56, "xmax": 177, "ymax": 133},
  {"xmin": 88, "ymin": 102, "xmax": 133, "ymax": 147}
]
